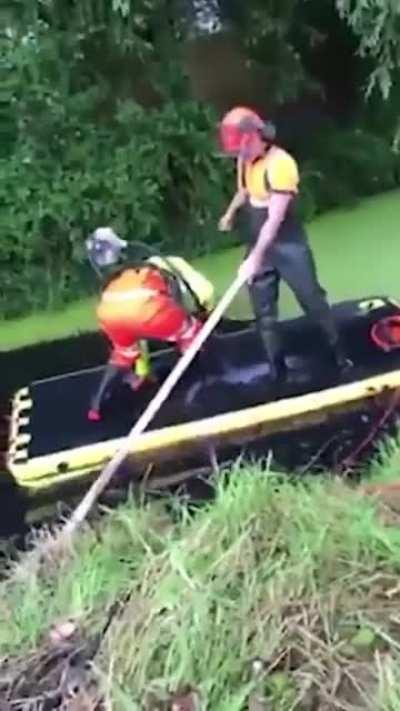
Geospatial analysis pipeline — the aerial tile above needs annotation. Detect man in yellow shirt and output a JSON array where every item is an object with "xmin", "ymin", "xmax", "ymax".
[{"xmin": 218, "ymin": 106, "xmax": 352, "ymax": 383}]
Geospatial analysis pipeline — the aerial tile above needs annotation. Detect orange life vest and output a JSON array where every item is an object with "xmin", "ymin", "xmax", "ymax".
[{"xmin": 97, "ymin": 267, "xmax": 170, "ymax": 326}]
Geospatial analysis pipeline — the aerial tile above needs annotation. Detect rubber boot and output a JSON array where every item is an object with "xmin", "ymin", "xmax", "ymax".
[
  {"xmin": 88, "ymin": 363, "xmax": 123, "ymax": 421},
  {"xmin": 330, "ymin": 340, "xmax": 353, "ymax": 376},
  {"xmin": 256, "ymin": 320, "xmax": 288, "ymax": 388},
  {"xmin": 268, "ymin": 356, "xmax": 287, "ymax": 384},
  {"xmin": 311, "ymin": 306, "xmax": 353, "ymax": 378}
]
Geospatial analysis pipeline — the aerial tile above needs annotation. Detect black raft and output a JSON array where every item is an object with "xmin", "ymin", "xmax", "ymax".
[{"xmin": 5, "ymin": 296, "xmax": 400, "ymax": 497}]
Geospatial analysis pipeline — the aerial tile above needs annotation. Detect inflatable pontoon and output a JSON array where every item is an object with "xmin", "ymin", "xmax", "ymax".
[{"xmin": 5, "ymin": 296, "xmax": 400, "ymax": 499}]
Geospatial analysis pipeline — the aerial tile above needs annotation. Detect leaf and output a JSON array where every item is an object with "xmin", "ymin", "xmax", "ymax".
[
  {"xmin": 112, "ymin": 0, "xmax": 134, "ymax": 19},
  {"xmin": 350, "ymin": 627, "xmax": 376, "ymax": 649}
]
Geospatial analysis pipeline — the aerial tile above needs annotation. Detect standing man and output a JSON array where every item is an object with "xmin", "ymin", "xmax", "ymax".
[{"xmin": 218, "ymin": 106, "xmax": 351, "ymax": 383}]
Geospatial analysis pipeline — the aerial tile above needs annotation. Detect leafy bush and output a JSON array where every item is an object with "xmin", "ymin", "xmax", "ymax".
[
  {"xmin": 296, "ymin": 126, "xmax": 399, "ymax": 221},
  {"xmin": 3, "ymin": 0, "xmax": 400, "ymax": 320},
  {"xmin": 2, "ymin": 58, "xmax": 400, "ymax": 320},
  {"xmin": 0, "ymin": 97, "xmax": 235, "ymax": 318},
  {"xmin": 314, "ymin": 128, "xmax": 397, "ymax": 197}
]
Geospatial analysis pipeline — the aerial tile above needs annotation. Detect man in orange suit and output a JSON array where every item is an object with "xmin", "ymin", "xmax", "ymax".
[{"xmin": 86, "ymin": 228, "xmax": 214, "ymax": 421}]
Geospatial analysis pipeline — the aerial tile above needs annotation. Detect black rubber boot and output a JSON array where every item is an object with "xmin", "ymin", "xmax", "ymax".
[
  {"xmin": 256, "ymin": 319, "xmax": 288, "ymax": 388},
  {"xmin": 330, "ymin": 341, "xmax": 354, "ymax": 376},
  {"xmin": 90, "ymin": 363, "xmax": 123, "ymax": 413},
  {"xmin": 268, "ymin": 357, "xmax": 287, "ymax": 384}
]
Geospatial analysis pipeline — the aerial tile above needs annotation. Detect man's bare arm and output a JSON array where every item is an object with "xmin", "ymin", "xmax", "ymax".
[
  {"xmin": 253, "ymin": 192, "xmax": 293, "ymax": 255},
  {"xmin": 219, "ymin": 189, "xmax": 247, "ymax": 230}
]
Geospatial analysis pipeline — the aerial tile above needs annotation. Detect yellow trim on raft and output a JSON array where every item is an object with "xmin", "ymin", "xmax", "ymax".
[
  {"xmin": 7, "ymin": 368, "xmax": 400, "ymax": 491},
  {"xmin": 8, "ymin": 387, "xmax": 32, "ymax": 459}
]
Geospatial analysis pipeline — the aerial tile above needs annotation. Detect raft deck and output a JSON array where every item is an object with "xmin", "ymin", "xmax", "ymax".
[{"xmin": 7, "ymin": 297, "xmax": 400, "ymax": 492}]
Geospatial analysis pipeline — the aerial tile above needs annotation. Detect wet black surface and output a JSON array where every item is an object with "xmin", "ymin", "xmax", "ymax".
[
  {"xmin": 22, "ymin": 299, "xmax": 400, "ymax": 458},
  {"xmin": 0, "ymin": 332, "xmax": 107, "ymax": 402}
]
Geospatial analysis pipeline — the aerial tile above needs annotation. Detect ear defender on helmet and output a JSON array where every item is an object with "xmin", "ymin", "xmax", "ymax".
[
  {"xmin": 236, "ymin": 115, "xmax": 276, "ymax": 160},
  {"xmin": 260, "ymin": 120, "xmax": 276, "ymax": 142},
  {"xmin": 237, "ymin": 115, "xmax": 276, "ymax": 141}
]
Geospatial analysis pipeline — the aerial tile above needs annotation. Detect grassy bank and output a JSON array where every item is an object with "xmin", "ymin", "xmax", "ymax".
[
  {"xmin": 2, "ymin": 437, "xmax": 400, "ymax": 708},
  {"xmin": 1, "ymin": 190, "xmax": 400, "ymax": 351}
]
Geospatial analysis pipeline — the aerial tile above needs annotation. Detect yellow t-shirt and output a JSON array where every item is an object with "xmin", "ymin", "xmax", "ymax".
[{"xmin": 241, "ymin": 147, "xmax": 299, "ymax": 206}]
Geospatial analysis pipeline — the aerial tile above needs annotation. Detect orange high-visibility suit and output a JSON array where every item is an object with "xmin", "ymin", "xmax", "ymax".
[
  {"xmin": 97, "ymin": 266, "xmax": 202, "ymax": 368},
  {"xmin": 88, "ymin": 261, "xmax": 212, "ymax": 421}
]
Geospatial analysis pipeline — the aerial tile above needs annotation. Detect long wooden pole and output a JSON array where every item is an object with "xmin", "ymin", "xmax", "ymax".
[{"xmin": 61, "ymin": 273, "xmax": 246, "ymax": 536}]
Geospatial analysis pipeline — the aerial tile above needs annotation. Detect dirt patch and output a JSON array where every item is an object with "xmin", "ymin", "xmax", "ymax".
[{"xmin": 0, "ymin": 622, "xmax": 103, "ymax": 710}]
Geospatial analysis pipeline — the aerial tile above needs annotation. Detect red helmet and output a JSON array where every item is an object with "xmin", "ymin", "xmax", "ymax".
[{"xmin": 219, "ymin": 106, "xmax": 276, "ymax": 159}]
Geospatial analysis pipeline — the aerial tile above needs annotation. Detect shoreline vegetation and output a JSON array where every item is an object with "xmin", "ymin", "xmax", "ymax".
[{"xmin": 1, "ymin": 190, "xmax": 400, "ymax": 352}]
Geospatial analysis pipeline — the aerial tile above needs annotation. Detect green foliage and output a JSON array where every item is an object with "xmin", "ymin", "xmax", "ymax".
[
  {"xmin": 3, "ymin": 0, "xmax": 400, "ymax": 320},
  {"xmin": 1, "ymin": 95, "xmax": 233, "ymax": 318},
  {"xmin": 4, "ymin": 93, "xmax": 399, "ymax": 319},
  {"xmin": 336, "ymin": 0, "xmax": 400, "ymax": 98},
  {"xmin": 360, "ymin": 78, "xmax": 400, "ymax": 150},
  {"xmin": 296, "ymin": 126, "xmax": 399, "ymax": 222}
]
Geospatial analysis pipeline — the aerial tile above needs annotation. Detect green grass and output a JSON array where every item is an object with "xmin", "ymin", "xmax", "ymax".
[
  {"xmin": 363, "ymin": 431, "xmax": 400, "ymax": 486},
  {"xmin": 1, "ymin": 190, "xmax": 400, "ymax": 351},
  {"xmin": 2, "ymin": 442, "xmax": 400, "ymax": 707}
]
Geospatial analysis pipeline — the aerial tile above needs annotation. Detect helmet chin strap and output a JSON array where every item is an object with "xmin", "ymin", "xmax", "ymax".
[{"xmin": 88, "ymin": 254, "xmax": 101, "ymax": 278}]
